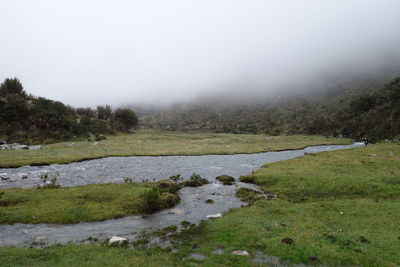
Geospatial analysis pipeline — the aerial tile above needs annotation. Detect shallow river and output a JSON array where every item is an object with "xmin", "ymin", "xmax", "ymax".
[{"xmin": 0, "ymin": 143, "xmax": 362, "ymax": 247}]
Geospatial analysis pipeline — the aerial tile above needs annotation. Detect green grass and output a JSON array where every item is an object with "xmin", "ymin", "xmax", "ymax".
[
  {"xmin": 0, "ymin": 182, "xmax": 179, "ymax": 224},
  {"xmin": 244, "ymin": 142, "xmax": 400, "ymax": 201},
  {"xmin": 3, "ymin": 140, "xmax": 399, "ymax": 266},
  {"xmin": 0, "ymin": 130, "xmax": 351, "ymax": 168}
]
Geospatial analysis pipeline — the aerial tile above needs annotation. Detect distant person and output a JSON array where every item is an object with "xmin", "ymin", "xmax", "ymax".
[{"xmin": 363, "ymin": 137, "xmax": 369, "ymax": 146}]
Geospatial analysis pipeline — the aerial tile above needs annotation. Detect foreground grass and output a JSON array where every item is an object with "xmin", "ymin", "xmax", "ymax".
[
  {"xmin": 2, "ymin": 142, "xmax": 399, "ymax": 266},
  {"xmin": 0, "ymin": 130, "xmax": 351, "ymax": 168},
  {"xmin": 0, "ymin": 182, "xmax": 179, "ymax": 224}
]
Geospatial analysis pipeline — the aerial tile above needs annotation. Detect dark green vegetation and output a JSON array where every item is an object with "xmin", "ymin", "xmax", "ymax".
[
  {"xmin": 235, "ymin": 187, "xmax": 264, "ymax": 203},
  {"xmin": 1, "ymin": 142, "xmax": 399, "ymax": 266},
  {"xmin": 0, "ymin": 181, "xmax": 180, "ymax": 224},
  {"xmin": 0, "ymin": 131, "xmax": 350, "ymax": 168},
  {"xmin": 181, "ymin": 173, "xmax": 209, "ymax": 187},
  {"xmin": 216, "ymin": 175, "xmax": 235, "ymax": 185},
  {"xmin": 141, "ymin": 76, "xmax": 400, "ymax": 141},
  {"xmin": 0, "ymin": 78, "xmax": 138, "ymax": 144}
]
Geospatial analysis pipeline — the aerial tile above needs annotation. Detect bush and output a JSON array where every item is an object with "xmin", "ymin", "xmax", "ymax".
[
  {"xmin": 112, "ymin": 108, "xmax": 138, "ymax": 131},
  {"xmin": 169, "ymin": 174, "xmax": 183, "ymax": 183},
  {"xmin": 181, "ymin": 173, "xmax": 209, "ymax": 187},
  {"xmin": 95, "ymin": 134, "xmax": 107, "ymax": 141},
  {"xmin": 157, "ymin": 179, "xmax": 182, "ymax": 194},
  {"xmin": 138, "ymin": 187, "xmax": 180, "ymax": 214}
]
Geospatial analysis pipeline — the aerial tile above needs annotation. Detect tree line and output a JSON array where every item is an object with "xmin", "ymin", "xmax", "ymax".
[{"xmin": 0, "ymin": 78, "xmax": 138, "ymax": 144}]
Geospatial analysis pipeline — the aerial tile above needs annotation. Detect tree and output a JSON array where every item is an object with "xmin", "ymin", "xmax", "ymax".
[
  {"xmin": 112, "ymin": 108, "xmax": 138, "ymax": 131},
  {"xmin": 0, "ymin": 78, "xmax": 27, "ymax": 97},
  {"xmin": 97, "ymin": 105, "xmax": 112, "ymax": 120}
]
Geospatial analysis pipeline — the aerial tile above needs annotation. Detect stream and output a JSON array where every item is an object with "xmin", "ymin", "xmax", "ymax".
[{"xmin": 0, "ymin": 143, "xmax": 363, "ymax": 247}]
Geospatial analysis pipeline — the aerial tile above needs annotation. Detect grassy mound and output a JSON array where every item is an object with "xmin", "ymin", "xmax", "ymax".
[{"xmin": 216, "ymin": 175, "xmax": 235, "ymax": 185}]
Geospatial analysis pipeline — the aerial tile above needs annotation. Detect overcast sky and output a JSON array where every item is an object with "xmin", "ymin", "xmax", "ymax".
[{"xmin": 1, "ymin": 0, "xmax": 400, "ymax": 107}]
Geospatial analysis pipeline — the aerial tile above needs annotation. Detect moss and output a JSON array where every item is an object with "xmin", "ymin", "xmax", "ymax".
[
  {"xmin": 239, "ymin": 175, "xmax": 256, "ymax": 184},
  {"xmin": 236, "ymin": 187, "xmax": 264, "ymax": 203},
  {"xmin": 215, "ymin": 175, "xmax": 235, "ymax": 185},
  {"xmin": 163, "ymin": 225, "xmax": 178, "ymax": 232}
]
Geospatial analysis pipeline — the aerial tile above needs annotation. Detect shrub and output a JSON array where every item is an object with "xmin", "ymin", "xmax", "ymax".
[
  {"xmin": 95, "ymin": 134, "xmax": 107, "ymax": 141},
  {"xmin": 169, "ymin": 174, "xmax": 182, "ymax": 183},
  {"xmin": 157, "ymin": 180, "xmax": 181, "ymax": 194},
  {"xmin": 38, "ymin": 172, "xmax": 61, "ymax": 189},
  {"xmin": 138, "ymin": 188, "xmax": 161, "ymax": 214},
  {"xmin": 181, "ymin": 173, "xmax": 209, "ymax": 187},
  {"xmin": 138, "ymin": 187, "xmax": 180, "ymax": 214},
  {"xmin": 112, "ymin": 108, "xmax": 138, "ymax": 131}
]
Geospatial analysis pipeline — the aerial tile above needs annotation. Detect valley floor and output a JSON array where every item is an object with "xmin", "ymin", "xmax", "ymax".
[
  {"xmin": 0, "ymin": 130, "xmax": 351, "ymax": 168},
  {"xmin": 1, "ymin": 141, "xmax": 399, "ymax": 266}
]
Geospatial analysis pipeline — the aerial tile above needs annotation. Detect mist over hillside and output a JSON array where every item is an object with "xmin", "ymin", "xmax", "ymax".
[{"xmin": 137, "ymin": 70, "xmax": 400, "ymax": 141}]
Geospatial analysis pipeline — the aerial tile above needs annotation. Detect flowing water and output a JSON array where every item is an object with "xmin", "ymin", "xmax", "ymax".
[{"xmin": 0, "ymin": 143, "xmax": 363, "ymax": 247}]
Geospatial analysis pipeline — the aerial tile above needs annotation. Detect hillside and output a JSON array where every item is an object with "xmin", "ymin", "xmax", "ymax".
[
  {"xmin": 139, "ymin": 76, "xmax": 400, "ymax": 141},
  {"xmin": 0, "ymin": 78, "xmax": 138, "ymax": 144}
]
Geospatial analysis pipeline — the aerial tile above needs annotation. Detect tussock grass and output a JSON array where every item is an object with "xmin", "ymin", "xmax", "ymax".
[{"xmin": 0, "ymin": 130, "xmax": 351, "ymax": 168}]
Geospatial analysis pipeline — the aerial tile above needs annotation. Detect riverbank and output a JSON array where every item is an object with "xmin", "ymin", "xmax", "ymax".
[
  {"xmin": 0, "ymin": 130, "xmax": 351, "ymax": 168},
  {"xmin": 1, "ymin": 142, "xmax": 398, "ymax": 266}
]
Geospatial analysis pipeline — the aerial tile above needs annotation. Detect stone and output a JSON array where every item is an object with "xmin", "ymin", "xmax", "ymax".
[
  {"xmin": 190, "ymin": 253, "xmax": 206, "ymax": 260},
  {"xmin": 29, "ymin": 145, "xmax": 42, "ymax": 150},
  {"xmin": 0, "ymin": 143, "xmax": 29, "ymax": 150},
  {"xmin": 266, "ymin": 137, "xmax": 273, "ymax": 141},
  {"xmin": 107, "ymin": 236, "xmax": 128, "ymax": 246},
  {"xmin": 0, "ymin": 139, "xmax": 6, "ymax": 145},
  {"xmin": 169, "ymin": 208, "xmax": 184, "ymax": 215},
  {"xmin": 206, "ymin": 213, "xmax": 222, "ymax": 219},
  {"xmin": 212, "ymin": 247, "xmax": 224, "ymax": 254},
  {"xmin": 17, "ymin": 173, "xmax": 29, "ymax": 179},
  {"xmin": 232, "ymin": 250, "xmax": 250, "ymax": 256}
]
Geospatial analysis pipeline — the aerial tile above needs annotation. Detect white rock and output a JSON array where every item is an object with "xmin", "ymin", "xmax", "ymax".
[
  {"xmin": 206, "ymin": 213, "xmax": 222, "ymax": 219},
  {"xmin": 232, "ymin": 250, "xmax": 250, "ymax": 256},
  {"xmin": 29, "ymin": 145, "xmax": 42, "ymax": 150},
  {"xmin": 169, "ymin": 208, "xmax": 184, "ymax": 215},
  {"xmin": 108, "ymin": 236, "xmax": 128, "ymax": 246}
]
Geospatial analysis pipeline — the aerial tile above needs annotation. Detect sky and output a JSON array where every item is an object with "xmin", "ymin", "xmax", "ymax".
[{"xmin": 1, "ymin": 0, "xmax": 400, "ymax": 107}]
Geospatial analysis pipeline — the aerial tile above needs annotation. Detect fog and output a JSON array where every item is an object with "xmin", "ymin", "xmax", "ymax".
[{"xmin": 1, "ymin": 0, "xmax": 400, "ymax": 107}]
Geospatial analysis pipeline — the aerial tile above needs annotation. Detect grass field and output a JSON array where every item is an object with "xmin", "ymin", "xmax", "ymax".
[
  {"xmin": 0, "ymin": 181, "xmax": 179, "ymax": 224},
  {"xmin": 1, "ymin": 142, "xmax": 399, "ymax": 266},
  {"xmin": 0, "ymin": 130, "xmax": 352, "ymax": 168}
]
